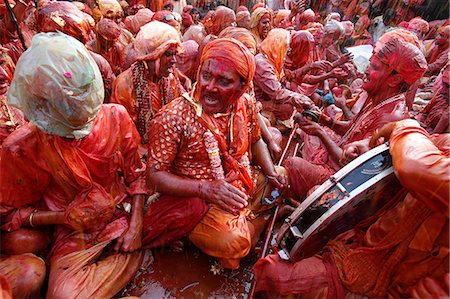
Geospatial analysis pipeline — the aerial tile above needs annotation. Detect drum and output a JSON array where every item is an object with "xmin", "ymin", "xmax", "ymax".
[{"xmin": 275, "ymin": 143, "xmax": 402, "ymax": 262}]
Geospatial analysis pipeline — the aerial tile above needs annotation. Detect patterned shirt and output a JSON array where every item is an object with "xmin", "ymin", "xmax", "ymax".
[{"xmin": 147, "ymin": 94, "xmax": 261, "ymax": 181}]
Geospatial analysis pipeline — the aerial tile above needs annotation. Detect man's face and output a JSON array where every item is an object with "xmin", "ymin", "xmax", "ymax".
[
  {"xmin": 321, "ymin": 30, "xmax": 336, "ymax": 47},
  {"xmin": 158, "ymin": 46, "xmax": 178, "ymax": 77},
  {"xmin": 257, "ymin": 14, "xmax": 271, "ymax": 39},
  {"xmin": 436, "ymin": 29, "xmax": 449, "ymax": 46},
  {"xmin": 198, "ymin": 58, "xmax": 243, "ymax": 114},
  {"xmin": 237, "ymin": 13, "xmax": 251, "ymax": 29},
  {"xmin": 362, "ymin": 54, "xmax": 392, "ymax": 95},
  {"xmin": 191, "ymin": 11, "xmax": 200, "ymax": 22}
]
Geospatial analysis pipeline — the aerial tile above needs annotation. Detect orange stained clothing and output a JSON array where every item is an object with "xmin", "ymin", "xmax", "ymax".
[
  {"xmin": 249, "ymin": 7, "xmax": 271, "ymax": 44},
  {"xmin": 0, "ymin": 104, "xmax": 147, "ymax": 243},
  {"xmin": 329, "ymin": 120, "xmax": 449, "ymax": 297},
  {"xmin": 148, "ymin": 94, "xmax": 261, "ymax": 268},
  {"xmin": 111, "ymin": 66, "xmax": 185, "ymax": 143},
  {"xmin": 254, "ymin": 120, "xmax": 449, "ymax": 297}
]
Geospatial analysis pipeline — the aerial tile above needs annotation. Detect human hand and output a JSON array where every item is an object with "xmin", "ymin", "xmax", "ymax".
[
  {"xmin": 336, "ymin": 52, "xmax": 353, "ymax": 65},
  {"xmin": 299, "ymin": 118, "xmax": 323, "ymax": 136},
  {"xmin": 293, "ymin": 95, "xmax": 314, "ymax": 110},
  {"xmin": 312, "ymin": 60, "xmax": 333, "ymax": 72},
  {"xmin": 200, "ymin": 178, "xmax": 249, "ymax": 214},
  {"xmin": 369, "ymin": 122, "xmax": 397, "ymax": 148},
  {"xmin": 332, "ymin": 68, "xmax": 348, "ymax": 79},
  {"xmin": 268, "ymin": 140, "xmax": 282, "ymax": 157},
  {"xmin": 333, "ymin": 89, "xmax": 347, "ymax": 109},
  {"xmin": 341, "ymin": 138, "xmax": 370, "ymax": 165},
  {"xmin": 115, "ymin": 222, "xmax": 143, "ymax": 253},
  {"xmin": 411, "ymin": 274, "xmax": 449, "ymax": 299}
]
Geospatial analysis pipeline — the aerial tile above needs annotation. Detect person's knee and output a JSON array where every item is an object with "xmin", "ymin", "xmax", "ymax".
[
  {"xmin": 0, "ymin": 254, "xmax": 46, "ymax": 298},
  {"xmin": 1, "ymin": 228, "xmax": 51, "ymax": 255}
]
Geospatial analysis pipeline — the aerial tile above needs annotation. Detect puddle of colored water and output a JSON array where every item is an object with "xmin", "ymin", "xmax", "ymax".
[{"xmin": 121, "ymin": 244, "xmax": 258, "ymax": 299}]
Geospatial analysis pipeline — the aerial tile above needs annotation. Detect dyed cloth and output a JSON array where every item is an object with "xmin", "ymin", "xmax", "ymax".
[
  {"xmin": 254, "ymin": 121, "xmax": 450, "ymax": 298},
  {"xmin": 86, "ymin": 18, "xmax": 124, "ymax": 75},
  {"xmin": 286, "ymin": 93, "xmax": 410, "ymax": 199},
  {"xmin": 202, "ymin": 6, "xmax": 236, "ymax": 36},
  {"xmin": 426, "ymin": 44, "xmax": 449, "ymax": 75},
  {"xmin": 124, "ymin": 8, "xmax": 154, "ymax": 35},
  {"xmin": 176, "ymin": 40, "xmax": 199, "ymax": 80},
  {"xmin": 0, "ymin": 105, "xmax": 145, "ymax": 296},
  {"xmin": 35, "ymin": 1, "xmax": 95, "ymax": 44},
  {"xmin": 273, "ymin": 9, "xmax": 291, "ymax": 29},
  {"xmin": 114, "ymin": 21, "xmax": 184, "ymax": 143},
  {"xmin": 415, "ymin": 86, "xmax": 449, "ymax": 134},
  {"xmin": 254, "ymin": 29, "xmax": 306, "ymax": 121},
  {"xmin": 218, "ymin": 27, "xmax": 257, "ymax": 55},
  {"xmin": 122, "ymin": 21, "xmax": 181, "ymax": 70},
  {"xmin": 182, "ymin": 24, "xmax": 206, "ymax": 45},
  {"xmin": 111, "ymin": 66, "xmax": 185, "ymax": 143},
  {"xmin": 88, "ymin": 51, "xmax": 116, "ymax": 103},
  {"xmin": 0, "ymin": 254, "xmax": 46, "ymax": 298},
  {"xmin": 249, "ymin": 7, "xmax": 271, "ymax": 44},
  {"xmin": 0, "ymin": 94, "xmax": 25, "ymax": 145},
  {"xmin": 148, "ymin": 93, "xmax": 261, "ymax": 269}
]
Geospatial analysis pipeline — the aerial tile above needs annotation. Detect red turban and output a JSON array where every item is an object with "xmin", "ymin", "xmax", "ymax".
[
  {"xmin": 376, "ymin": 38, "xmax": 427, "ymax": 85},
  {"xmin": 199, "ymin": 38, "xmax": 255, "ymax": 92}
]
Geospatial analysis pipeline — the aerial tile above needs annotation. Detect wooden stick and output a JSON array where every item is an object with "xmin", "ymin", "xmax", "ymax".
[{"xmin": 277, "ymin": 123, "xmax": 298, "ymax": 167}]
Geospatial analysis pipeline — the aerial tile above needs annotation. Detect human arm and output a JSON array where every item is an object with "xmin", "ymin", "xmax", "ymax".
[
  {"xmin": 299, "ymin": 118, "xmax": 344, "ymax": 166},
  {"xmin": 114, "ymin": 194, "xmax": 144, "ymax": 252},
  {"xmin": 257, "ymin": 113, "xmax": 281, "ymax": 156},
  {"xmin": 147, "ymin": 169, "xmax": 248, "ymax": 215},
  {"xmin": 371, "ymin": 119, "xmax": 450, "ymax": 216},
  {"xmin": 251, "ymin": 138, "xmax": 286, "ymax": 189},
  {"xmin": 254, "ymin": 54, "xmax": 313, "ymax": 109},
  {"xmin": 332, "ymin": 88, "xmax": 354, "ymax": 120},
  {"xmin": 317, "ymin": 113, "xmax": 351, "ymax": 135}
]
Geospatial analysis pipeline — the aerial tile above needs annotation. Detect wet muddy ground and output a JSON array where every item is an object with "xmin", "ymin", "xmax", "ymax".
[{"xmin": 121, "ymin": 243, "xmax": 258, "ymax": 299}]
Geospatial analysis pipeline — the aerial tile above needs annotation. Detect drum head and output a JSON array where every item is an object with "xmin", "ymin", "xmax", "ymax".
[{"xmin": 277, "ymin": 144, "xmax": 403, "ymax": 262}]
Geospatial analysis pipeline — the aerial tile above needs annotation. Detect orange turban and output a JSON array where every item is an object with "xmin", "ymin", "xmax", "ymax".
[
  {"xmin": 375, "ymin": 28, "xmax": 421, "ymax": 53},
  {"xmin": 219, "ymin": 27, "xmax": 257, "ymax": 55},
  {"xmin": 133, "ymin": 21, "xmax": 181, "ymax": 62},
  {"xmin": 376, "ymin": 38, "xmax": 427, "ymax": 85},
  {"xmin": 203, "ymin": 6, "xmax": 236, "ymax": 36},
  {"xmin": 199, "ymin": 38, "xmax": 255, "ymax": 91},
  {"xmin": 259, "ymin": 28, "xmax": 290, "ymax": 78}
]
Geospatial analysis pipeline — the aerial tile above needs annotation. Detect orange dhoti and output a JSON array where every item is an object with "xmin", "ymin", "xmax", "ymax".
[{"xmin": 189, "ymin": 167, "xmax": 287, "ymax": 269}]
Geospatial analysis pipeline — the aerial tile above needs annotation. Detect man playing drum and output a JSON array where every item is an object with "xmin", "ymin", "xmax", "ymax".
[
  {"xmin": 284, "ymin": 34, "xmax": 428, "ymax": 200},
  {"xmin": 252, "ymin": 119, "xmax": 450, "ymax": 298}
]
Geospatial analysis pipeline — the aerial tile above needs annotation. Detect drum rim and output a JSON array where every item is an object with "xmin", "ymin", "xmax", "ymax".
[
  {"xmin": 288, "ymin": 166, "xmax": 395, "ymax": 261},
  {"xmin": 277, "ymin": 143, "xmax": 390, "ymax": 244}
]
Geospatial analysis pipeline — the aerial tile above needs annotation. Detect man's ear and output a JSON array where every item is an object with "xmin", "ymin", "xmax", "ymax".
[{"xmin": 387, "ymin": 72, "xmax": 403, "ymax": 88}]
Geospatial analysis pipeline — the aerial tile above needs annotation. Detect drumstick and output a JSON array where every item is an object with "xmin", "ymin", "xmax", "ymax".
[{"xmin": 277, "ymin": 123, "xmax": 298, "ymax": 166}]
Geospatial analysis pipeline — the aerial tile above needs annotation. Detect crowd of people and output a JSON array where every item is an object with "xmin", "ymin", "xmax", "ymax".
[{"xmin": 0, "ymin": 0, "xmax": 448, "ymax": 297}]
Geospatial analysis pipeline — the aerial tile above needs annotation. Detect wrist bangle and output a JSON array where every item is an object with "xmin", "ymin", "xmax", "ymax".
[{"xmin": 28, "ymin": 209, "xmax": 38, "ymax": 228}]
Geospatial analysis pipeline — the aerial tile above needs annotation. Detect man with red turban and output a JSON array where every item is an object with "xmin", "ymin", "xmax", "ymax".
[
  {"xmin": 253, "ymin": 118, "xmax": 449, "ymax": 298},
  {"xmin": 284, "ymin": 37, "xmax": 428, "ymax": 200},
  {"xmin": 147, "ymin": 38, "xmax": 287, "ymax": 269}
]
